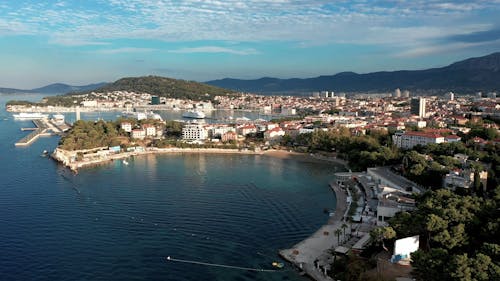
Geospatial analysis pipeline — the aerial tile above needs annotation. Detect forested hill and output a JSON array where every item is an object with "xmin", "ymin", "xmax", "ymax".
[{"xmin": 87, "ymin": 76, "xmax": 237, "ymax": 101}]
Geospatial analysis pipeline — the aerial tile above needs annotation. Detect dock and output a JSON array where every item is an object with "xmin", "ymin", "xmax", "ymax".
[{"xmin": 15, "ymin": 119, "xmax": 68, "ymax": 146}]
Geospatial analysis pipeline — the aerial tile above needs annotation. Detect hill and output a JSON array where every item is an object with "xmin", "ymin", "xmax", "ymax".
[
  {"xmin": 206, "ymin": 52, "xmax": 500, "ymax": 94},
  {"xmin": 90, "ymin": 75, "xmax": 236, "ymax": 101},
  {"xmin": 0, "ymin": 82, "xmax": 107, "ymax": 94}
]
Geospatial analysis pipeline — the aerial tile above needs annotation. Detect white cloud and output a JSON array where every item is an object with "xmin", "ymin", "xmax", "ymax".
[
  {"xmin": 92, "ymin": 47, "xmax": 157, "ymax": 54},
  {"xmin": 0, "ymin": 0, "xmax": 498, "ymax": 49},
  {"xmin": 168, "ymin": 46, "xmax": 259, "ymax": 55}
]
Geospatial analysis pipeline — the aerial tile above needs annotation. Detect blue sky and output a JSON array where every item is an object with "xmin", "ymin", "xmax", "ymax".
[{"xmin": 1, "ymin": 0, "xmax": 500, "ymax": 88}]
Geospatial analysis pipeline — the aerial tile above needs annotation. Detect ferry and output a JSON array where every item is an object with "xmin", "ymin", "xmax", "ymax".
[
  {"xmin": 182, "ymin": 110, "xmax": 206, "ymax": 119},
  {"xmin": 13, "ymin": 112, "xmax": 49, "ymax": 120}
]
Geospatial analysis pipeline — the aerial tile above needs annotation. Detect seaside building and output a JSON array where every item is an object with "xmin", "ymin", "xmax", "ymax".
[
  {"xmin": 367, "ymin": 167, "xmax": 422, "ymax": 194},
  {"xmin": 142, "ymin": 124, "xmax": 156, "ymax": 137},
  {"xmin": 264, "ymin": 127, "xmax": 285, "ymax": 141},
  {"xmin": 377, "ymin": 188, "xmax": 416, "ymax": 226},
  {"xmin": 221, "ymin": 131, "xmax": 238, "ymax": 142},
  {"xmin": 410, "ymin": 97, "xmax": 426, "ymax": 118},
  {"xmin": 182, "ymin": 123, "xmax": 207, "ymax": 140},
  {"xmin": 237, "ymin": 124, "xmax": 257, "ymax": 136},
  {"xmin": 121, "ymin": 122, "xmax": 132, "ymax": 133},
  {"xmin": 131, "ymin": 129, "xmax": 146, "ymax": 139}
]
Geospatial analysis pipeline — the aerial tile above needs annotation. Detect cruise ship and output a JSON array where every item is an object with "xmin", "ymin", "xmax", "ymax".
[
  {"xmin": 13, "ymin": 112, "xmax": 49, "ymax": 120},
  {"xmin": 182, "ymin": 110, "xmax": 206, "ymax": 119}
]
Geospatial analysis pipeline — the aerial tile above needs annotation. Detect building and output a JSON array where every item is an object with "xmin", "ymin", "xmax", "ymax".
[
  {"xmin": 367, "ymin": 167, "xmax": 422, "ymax": 193},
  {"xmin": 410, "ymin": 97, "xmax": 426, "ymax": 118},
  {"xmin": 444, "ymin": 169, "xmax": 487, "ymax": 190},
  {"xmin": 445, "ymin": 135, "xmax": 461, "ymax": 143},
  {"xmin": 151, "ymin": 95, "xmax": 160, "ymax": 105},
  {"xmin": 142, "ymin": 124, "xmax": 156, "ymax": 137},
  {"xmin": 393, "ymin": 88, "xmax": 401, "ymax": 98},
  {"xmin": 182, "ymin": 123, "xmax": 207, "ymax": 140},
  {"xmin": 444, "ymin": 92, "xmax": 454, "ymax": 101},
  {"xmin": 264, "ymin": 127, "xmax": 285, "ymax": 141},
  {"xmin": 121, "ymin": 122, "xmax": 132, "ymax": 133},
  {"xmin": 131, "ymin": 129, "xmax": 145, "ymax": 139},
  {"xmin": 392, "ymin": 131, "xmax": 444, "ymax": 149},
  {"xmin": 221, "ymin": 131, "xmax": 238, "ymax": 142},
  {"xmin": 237, "ymin": 124, "xmax": 257, "ymax": 136},
  {"xmin": 377, "ymin": 191, "xmax": 416, "ymax": 225}
]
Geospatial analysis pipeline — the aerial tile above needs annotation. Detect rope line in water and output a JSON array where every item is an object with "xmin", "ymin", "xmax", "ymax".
[{"xmin": 166, "ymin": 256, "xmax": 280, "ymax": 272}]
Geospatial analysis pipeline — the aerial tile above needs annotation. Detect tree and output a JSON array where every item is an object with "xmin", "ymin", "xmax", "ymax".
[
  {"xmin": 341, "ymin": 223, "xmax": 349, "ymax": 240},
  {"xmin": 334, "ymin": 228, "xmax": 343, "ymax": 245},
  {"xmin": 370, "ymin": 226, "xmax": 396, "ymax": 251}
]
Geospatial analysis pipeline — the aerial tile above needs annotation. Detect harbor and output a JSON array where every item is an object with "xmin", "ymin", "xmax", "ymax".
[{"xmin": 14, "ymin": 116, "xmax": 70, "ymax": 146}]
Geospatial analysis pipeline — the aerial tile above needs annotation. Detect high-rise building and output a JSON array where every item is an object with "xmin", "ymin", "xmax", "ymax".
[
  {"xmin": 444, "ymin": 92, "xmax": 454, "ymax": 101},
  {"xmin": 402, "ymin": 90, "xmax": 410, "ymax": 98},
  {"xmin": 410, "ymin": 97, "xmax": 426, "ymax": 118},
  {"xmin": 393, "ymin": 88, "xmax": 401, "ymax": 98}
]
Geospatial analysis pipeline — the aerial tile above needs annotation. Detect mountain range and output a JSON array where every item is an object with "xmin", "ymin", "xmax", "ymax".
[
  {"xmin": 0, "ymin": 82, "xmax": 108, "ymax": 94},
  {"xmin": 206, "ymin": 52, "xmax": 500, "ymax": 94},
  {"xmin": 2, "ymin": 52, "xmax": 499, "ymax": 96}
]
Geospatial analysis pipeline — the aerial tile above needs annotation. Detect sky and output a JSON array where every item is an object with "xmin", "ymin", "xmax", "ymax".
[{"xmin": 1, "ymin": 0, "xmax": 500, "ymax": 88}]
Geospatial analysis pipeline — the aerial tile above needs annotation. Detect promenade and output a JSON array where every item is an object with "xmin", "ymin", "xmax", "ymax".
[{"xmin": 279, "ymin": 182, "xmax": 348, "ymax": 281}]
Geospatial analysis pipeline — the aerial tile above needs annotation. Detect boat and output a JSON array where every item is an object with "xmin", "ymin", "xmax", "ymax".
[
  {"xmin": 122, "ymin": 159, "xmax": 129, "ymax": 165},
  {"xmin": 272, "ymin": 262, "xmax": 284, "ymax": 269},
  {"xmin": 147, "ymin": 112, "xmax": 163, "ymax": 121},
  {"xmin": 41, "ymin": 150, "xmax": 49, "ymax": 157},
  {"xmin": 182, "ymin": 110, "xmax": 206, "ymax": 119},
  {"xmin": 13, "ymin": 112, "xmax": 49, "ymax": 120}
]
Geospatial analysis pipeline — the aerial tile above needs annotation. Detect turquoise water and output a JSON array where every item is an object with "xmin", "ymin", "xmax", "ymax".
[{"xmin": 0, "ymin": 93, "xmax": 342, "ymax": 280}]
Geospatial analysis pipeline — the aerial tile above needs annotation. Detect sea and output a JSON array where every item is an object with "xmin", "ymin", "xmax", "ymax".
[{"xmin": 0, "ymin": 93, "xmax": 343, "ymax": 281}]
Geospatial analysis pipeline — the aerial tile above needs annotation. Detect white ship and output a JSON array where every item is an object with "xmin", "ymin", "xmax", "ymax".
[
  {"xmin": 182, "ymin": 110, "xmax": 206, "ymax": 119},
  {"xmin": 13, "ymin": 112, "xmax": 49, "ymax": 120}
]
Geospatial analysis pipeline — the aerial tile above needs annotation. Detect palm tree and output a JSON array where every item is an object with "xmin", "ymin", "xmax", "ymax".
[
  {"xmin": 341, "ymin": 223, "xmax": 348, "ymax": 240},
  {"xmin": 334, "ymin": 229, "xmax": 342, "ymax": 245}
]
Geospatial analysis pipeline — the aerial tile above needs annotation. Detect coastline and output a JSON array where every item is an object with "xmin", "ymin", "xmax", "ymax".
[
  {"xmin": 52, "ymin": 147, "xmax": 348, "ymax": 172},
  {"xmin": 52, "ymin": 146, "xmax": 348, "ymax": 280},
  {"xmin": 279, "ymin": 181, "xmax": 347, "ymax": 281}
]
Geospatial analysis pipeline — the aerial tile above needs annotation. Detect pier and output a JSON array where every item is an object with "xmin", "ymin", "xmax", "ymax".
[{"xmin": 15, "ymin": 119, "xmax": 68, "ymax": 146}]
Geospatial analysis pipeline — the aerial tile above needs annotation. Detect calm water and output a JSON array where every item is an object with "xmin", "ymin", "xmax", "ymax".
[{"xmin": 0, "ymin": 93, "xmax": 341, "ymax": 280}]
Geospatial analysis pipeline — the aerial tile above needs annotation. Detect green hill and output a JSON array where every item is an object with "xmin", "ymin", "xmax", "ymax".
[
  {"xmin": 92, "ymin": 75, "xmax": 236, "ymax": 101},
  {"xmin": 6, "ymin": 76, "xmax": 238, "ymax": 107}
]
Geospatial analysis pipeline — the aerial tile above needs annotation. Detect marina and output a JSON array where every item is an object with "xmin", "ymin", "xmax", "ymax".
[{"xmin": 14, "ymin": 116, "xmax": 70, "ymax": 146}]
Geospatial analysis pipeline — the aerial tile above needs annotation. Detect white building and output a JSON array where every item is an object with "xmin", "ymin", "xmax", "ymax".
[
  {"xmin": 142, "ymin": 124, "xmax": 156, "ymax": 137},
  {"xmin": 410, "ymin": 97, "xmax": 426, "ymax": 118},
  {"xmin": 81, "ymin": 100, "xmax": 97, "ymax": 107},
  {"xmin": 392, "ymin": 131, "xmax": 444, "ymax": 149},
  {"xmin": 264, "ymin": 127, "xmax": 285, "ymax": 141},
  {"xmin": 121, "ymin": 122, "xmax": 132, "ymax": 133},
  {"xmin": 182, "ymin": 123, "xmax": 208, "ymax": 140}
]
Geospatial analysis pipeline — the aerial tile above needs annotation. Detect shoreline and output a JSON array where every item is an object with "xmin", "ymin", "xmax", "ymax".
[
  {"xmin": 278, "ymin": 181, "xmax": 348, "ymax": 281},
  {"xmin": 52, "ymin": 147, "xmax": 347, "ymax": 172},
  {"xmin": 52, "ymin": 146, "xmax": 348, "ymax": 280}
]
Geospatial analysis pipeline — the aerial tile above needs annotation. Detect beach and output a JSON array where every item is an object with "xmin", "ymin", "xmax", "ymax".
[{"xmin": 279, "ymin": 181, "xmax": 348, "ymax": 281}]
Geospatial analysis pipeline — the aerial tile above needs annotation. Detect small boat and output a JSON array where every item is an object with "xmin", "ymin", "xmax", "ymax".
[
  {"xmin": 41, "ymin": 150, "xmax": 49, "ymax": 157},
  {"xmin": 122, "ymin": 159, "xmax": 129, "ymax": 165},
  {"xmin": 272, "ymin": 262, "xmax": 284, "ymax": 269}
]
